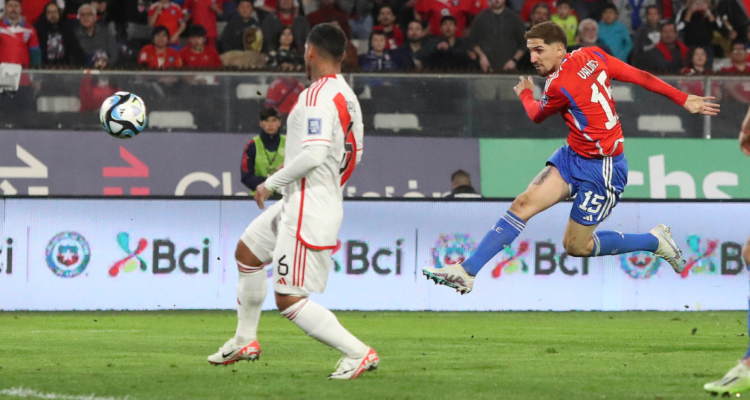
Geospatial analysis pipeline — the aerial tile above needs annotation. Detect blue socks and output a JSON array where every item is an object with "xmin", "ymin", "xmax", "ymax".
[
  {"xmin": 462, "ymin": 211, "xmax": 525, "ymax": 276},
  {"xmin": 590, "ymin": 231, "xmax": 659, "ymax": 256}
]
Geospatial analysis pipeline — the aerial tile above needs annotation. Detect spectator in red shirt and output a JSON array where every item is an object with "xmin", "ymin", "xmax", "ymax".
[
  {"xmin": 180, "ymin": 24, "xmax": 222, "ymax": 67},
  {"xmin": 260, "ymin": 0, "xmax": 309, "ymax": 52},
  {"xmin": 183, "ymin": 0, "xmax": 223, "ymax": 48},
  {"xmin": 306, "ymin": 0, "xmax": 351, "ymax": 38},
  {"xmin": 148, "ymin": 0, "xmax": 186, "ymax": 44},
  {"xmin": 79, "ymin": 72, "xmax": 121, "ymax": 112},
  {"xmin": 414, "ymin": 0, "xmax": 477, "ymax": 38},
  {"xmin": 264, "ymin": 77, "xmax": 303, "ymax": 116},
  {"xmin": 373, "ymin": 5, "xmax": 403, "ymax": 50},
  {"xmin": 722, "ymin": 41, "xmax": 750, "ymax": 74},
  {"xmin": 0, "ymin": 0, "xmax": 41, "ymax": 67},
  {"xmin": 520, "ymin": 0, "xmax": 555, "ymax": 23},
  {"xmin": 139, "ymin": 25, "xmax": 183, "ymax": 68}
]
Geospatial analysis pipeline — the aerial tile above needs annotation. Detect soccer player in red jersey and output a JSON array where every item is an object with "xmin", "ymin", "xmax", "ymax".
[
  {"xmin": 180, "ymin": 25, "xmax": 221, "ymax": 68},
  {"xmin": 423, "ymin": 22, "xmax": 720, "ymax": 294},
  {"xmin": 139, "ymin": 26, "xmax": 183, "ymax": 69}
]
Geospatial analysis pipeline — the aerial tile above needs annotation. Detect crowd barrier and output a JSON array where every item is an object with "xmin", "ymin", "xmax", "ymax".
[
  {"xmin": 0, "ymin": 198, "xmax": 747, "ymax": 311},
  {"xmin": 1, "ymin": 130, "xmax": 748, "ymax": 199},
  {"xmin": 0, "ymin": 71, "xmax": 746, "ymax": 139}
]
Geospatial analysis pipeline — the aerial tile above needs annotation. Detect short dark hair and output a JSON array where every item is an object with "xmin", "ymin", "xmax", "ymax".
[
  {"xmin": 238, "ymin": 0, "xmax": 254, "ymax": 5},
  {"xmin": 645, "ymin": 5, "xmax": 661, "ymax": 14},
  {"xmin": 531, "ymin": 2, "xmax": 551, "ymax": 14},
  {"xmin": 525, "ymin": 21, "xmax": 567, "ymax": 46},
  {"xmin": 371, "ymin": 30, "xmax": 386, "ymax": 38},
  {"xmin": 6, "ymin": 0, "xmax": 21, "ymax": 4},
  {"xmin": 440, "ymin": 15, "xmax": 457, "ymax": 25},
  {"xmin": 408, "ymin": 19, "xmax": 426, "ymax": 29},
  {"xmin": 152, "ymin": 25, "xmax": 170, "ymax": 38},
  {"xmin": 732, "ymin": 38, "xmax": 748, "ymax": 47},
  {"xmin": 660, "ymin": 19, "xmax": 676, "ymax": 30},
  {"xmin": 451, "ymin": 170, "xmax": 471, "ymax": 185},
  {"xmin": 556, "ymin": 0, "xmax": 572, "ymax": 8},
  {"xmin": 603, "ymin": 3, "xmax": 618, "ymax": 14},
  {"xmin": 306, "ymin": 23, "xmax": 347, "ymax": 60},
  {"xmin": 188, "ymin": 24, "xmax": 207, "ymax": 37},
  {"xmin": 260, "ymin": 107, "xmax": 281, "ymax": 121}
]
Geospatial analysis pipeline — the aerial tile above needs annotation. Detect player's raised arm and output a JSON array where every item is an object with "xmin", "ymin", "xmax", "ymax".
[
  {"xmin": 515, "ymin": 76, "xmax": 549, "ymax": 124},
  {"xmin": 603, "ymin": 50, "xmax": 720, "ymax": 116}
]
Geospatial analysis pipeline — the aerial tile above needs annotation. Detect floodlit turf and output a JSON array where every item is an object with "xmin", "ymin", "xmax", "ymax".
[{"xmin": 0, "ymin": 311, "xmax": 747, "ymax": 400}]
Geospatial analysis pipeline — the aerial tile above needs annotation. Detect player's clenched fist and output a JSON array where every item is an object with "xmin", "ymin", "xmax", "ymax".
[{"xmin": 514, "ymin": 76, "xmax": 535, "ymax": 97}]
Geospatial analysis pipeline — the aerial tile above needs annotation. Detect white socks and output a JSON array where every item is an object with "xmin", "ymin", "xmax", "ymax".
[
  {"xmin": 281, "ymin": 299, "xmax": 369, "ymax": 359},
  {"xmin": 234, "ymin": 262, "xmax": 268, "ymax": 344}
]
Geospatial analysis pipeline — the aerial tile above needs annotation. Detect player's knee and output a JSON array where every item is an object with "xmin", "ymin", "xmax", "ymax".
[
  {"xmin": 275, "ymin": 292, "xmax": 305, "ymax": 312},
  {"xmin": 235, "ymin": 240, "xmax": 262, "ymax": 268},
  {"xmin": 563, "ymin": 239, "xmax": 589, "ymax": 257},
  {"xmin": 509, "ymin": 193, "xmax": 532, "ymax": 218}
]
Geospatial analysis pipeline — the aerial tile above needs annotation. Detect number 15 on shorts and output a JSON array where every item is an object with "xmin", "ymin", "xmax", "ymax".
[{"xmin": 578, "ymin": 191, "xmax": 605, "ymax": 215}]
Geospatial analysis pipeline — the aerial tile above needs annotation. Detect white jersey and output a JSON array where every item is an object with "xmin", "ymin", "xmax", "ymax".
[{"xmin": 280, "ymin": 74, "xmax": 364, "ymax": 250}]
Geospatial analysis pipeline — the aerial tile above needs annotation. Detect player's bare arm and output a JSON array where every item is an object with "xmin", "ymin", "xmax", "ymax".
[
  {"xmin": 740, "ymin": 105, "xmax": 750, "ymax": 155},
  {"xmin": 254, "ymin": 183, "xmax": 272, "ymax": 210}
]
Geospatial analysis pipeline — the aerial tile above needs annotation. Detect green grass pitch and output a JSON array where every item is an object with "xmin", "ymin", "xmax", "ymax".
[{"xmin": 0, "ymin": 310, "xmax": 747, "ymax": 400}]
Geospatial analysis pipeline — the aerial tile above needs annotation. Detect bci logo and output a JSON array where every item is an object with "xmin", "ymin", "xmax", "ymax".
[
  {"xmin": 333, "ymin": 240, "xmax": 403, "ymax": 275},
  {"xmin": 110, "ymin": 232, "xmax": 210, "ymax": 277},
  {"xmin": 0, "ymin": 238, "xmax": 13, "ymax": 274}
]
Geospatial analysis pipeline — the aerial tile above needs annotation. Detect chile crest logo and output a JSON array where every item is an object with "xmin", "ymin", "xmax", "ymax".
[
  {"xmin": 431, "ymin": 234, "xmax": 475, "ymax": 269},
  {"xmin": 620, "ymin": 251, "xmax": 661, "ymax": 279},
  {"xmin": 45, "ymin": 232, "xmax": 91, "ymax": 278}
]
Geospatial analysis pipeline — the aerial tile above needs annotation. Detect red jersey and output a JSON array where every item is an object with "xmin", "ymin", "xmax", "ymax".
[
  {"xmin": 415, "ymin": 0, "xmax": 475, "ymax": 38},
  {"xmin": 149, "ymin": 2, "xmax": 183, "ymax": 36},
  {"xmin": 183, "ymin": 0, "xmax": 222, "ymax": 38},
  {"xmin": 721, "ymin": 64, "xmax": 750, "ymax": 74},
  {"xmin": 520, "ymin": 47, "xmax": 688, "ymax": 158},
  {"xmin": 22, "ymin": 0, "xmax": 48, "ymax": 26},
  {"xmin": 520, "ymin": 0, "xmax": 556, "ymax": 22},
  {"xmin": 0, "ymin": 19, "xmax": 39, "ymax": 67},
  {"xmin": 180, "ymin": 45, "xmax": 221, "ymax": 68},
  {"xmin": 373, "ymin": 25, "xmax": 404, "ymax": 50},
  {"xmin": 138, "ymin": 44, "xmax": 183, "ymax": 68},
  {"xmin": 265, "ymin": 78, "xmax": 304, "ymax": 115}
]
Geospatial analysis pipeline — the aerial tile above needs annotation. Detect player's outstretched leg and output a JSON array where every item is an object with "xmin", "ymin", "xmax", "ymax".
[
  {"xmin": 423, "ymin": 165, "xmax": 570, "ymax": 294},
  {"xmin": 704, "ymin": 241, "xmax": 750, "ymax": 396},
  {"xmin": 579, "ymin": 225, "xmax": 685, "ymax": 273},
  {"xmin": 278, "ymin": 295, "xmax": 379, "ymax": 380},
  {"xmin": 208, "ymin": 241, "xmax": 265, "ymax": 365}
]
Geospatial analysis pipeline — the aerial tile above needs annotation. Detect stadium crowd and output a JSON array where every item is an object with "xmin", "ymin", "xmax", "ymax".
[{"xmin": 1, "ymin": 0, "xmax": 750, "ymax": 74}]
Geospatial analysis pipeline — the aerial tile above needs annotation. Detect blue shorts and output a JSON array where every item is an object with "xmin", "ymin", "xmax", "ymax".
[{"xmin": 547, "ymin": 145, "xmax": 628, "ymax": 226}]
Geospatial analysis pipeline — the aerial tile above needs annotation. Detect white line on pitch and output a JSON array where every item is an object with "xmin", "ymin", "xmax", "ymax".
[{"xmin": 0, "ymin": 387, "xmax": 132, "ymax": 400}]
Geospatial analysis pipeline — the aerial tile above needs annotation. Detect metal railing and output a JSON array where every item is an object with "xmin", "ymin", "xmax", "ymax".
[{"xmin": 0, "ymin": 70, "xmax": 746, "ymax": 139}]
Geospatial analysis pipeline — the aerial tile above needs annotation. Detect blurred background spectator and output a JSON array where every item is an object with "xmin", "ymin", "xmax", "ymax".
[
  {"xmin": 79, "ymin": 72, "xmax": 120, "ymax": 112},
  {"xmin": 91, "ymin": 0, "xmax": 110, "ymax": 23},
  {"xmin": 359, "ymin": 30, "xmax": 398, "ymax": 71},
  {"xmin": 681, "ymin": 45, "xmax": 711, "ymax": 73},
  {"xmin": 643, "ymin": 20, "xmax": 688, "ymax": 72},
  {"xmin": 35, "ymin": 2, "xmax": 86, "ymax": 67},
  {"xmin": 267, "ymin": 26, "xmax": 304, "ymax": 71},
  {"xmin": 183, "ymin": 0, "xmax": 223, "ymax": 48},
  {"xmin": 415, "ymin": 0, "xmax": 476, "ymax": 38},
  {"xmin": 260, "ymin": 0, "xmax": 309, "ymax": 52},
  {"xmin": 444, "ymin": 170, "xmax": 482, "ymax": 199},
  {"xmin": 264, "ymin": 77, "xmax": 304, "ymax": 116},
  {"xmin": 180, "ymin": 24, "xmax": 222, "ymax": 68},
  {"xmin": 575, "ymin": 0, "xmax": 609, "ymax": 21},
  {"xmin": 520, "ymin": 0, "xmax": 555, "ymax": 23},
  {"xmin": 551, "ymin": 0, "xmax": 578, "ymax": 46},
  {"xmin": 469, "ymin": 0, "xmax": 525, "ymax": 73},
  {"xmin": 613, "ymin": 0, "xmax": 656, "ymax": 32},
  {"xmin": 527, "ymin": 2, "xmax": 551, "ymax": 28},
  {"xmin": 221, "ymin": 0, "xmax": 262, "ymax": 52},
  {"xmin": 568, "ymin": 18, "xmax": 613, "ymax": 54},
  {"xmin": 139, "ymin": 25, "xmax": 183, "ymax": 68},
  {"xmin": 676, "ymin": 0, "xmax": 724, "ymax": 59},
  {"xmin": 0, "ymin": 0, "xmax": 41, "ymax": 68},
  {"xmin": 148, "ymin": 0, "xmax": 186, "ymax": 45},
  {"xmin": 339, "ymin": 0, "xmax": 372, "ymax": 39},
  {"xmin": 631, "ymin": 5, "xmax": 662, "ymax": 68},
  {"xmin": 372, "ymin": 5, "xmax": 402, "ymax": 50},
  {"xmin": 421, "ymin": 15, "xmax": 473, "ymax": 71},
  {"xmin": 721, "ymin": 40, "xmax": 750, "ymax": 73},
  {"xmin": 75, "ymin": 4, "xmax": 118, "ymax": 67},
  {"xmin": 306, "ymin": 0, "xmax": 351, "ymax": 37},
  {"xmin": 393, "ymin": 19, "xmax": 427, "ymax": 70},
  {"xmin": 598, "ymin": 4, "xmax": 633, "ymax": 61}
]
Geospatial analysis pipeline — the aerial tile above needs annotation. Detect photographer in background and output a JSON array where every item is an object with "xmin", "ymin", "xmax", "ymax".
[
  {"xmin": 241, "ymin": 107, "xmax": 286, "ymax": 196},
  {"xmin": 444, "ymin": 170, "xmax": 482, "ymax": 199}
]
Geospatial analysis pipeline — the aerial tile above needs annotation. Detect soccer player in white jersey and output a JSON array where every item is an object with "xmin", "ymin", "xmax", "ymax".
[{"xmin": 207, "ymin": 24, "xmax": 376, "ymax": 380}]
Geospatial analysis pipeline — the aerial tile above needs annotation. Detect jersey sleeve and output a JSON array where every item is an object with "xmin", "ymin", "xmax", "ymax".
[
  {"xmin": 519, "ymin": 80, "xmax": 568, "ymax": 124},
  {"xmin": 601, "ymin": 48, "xmax": 688, "ymax": 106},
  {"xmin": 301, "ymin": 92, "xmax": 336, "ymax": 148}
]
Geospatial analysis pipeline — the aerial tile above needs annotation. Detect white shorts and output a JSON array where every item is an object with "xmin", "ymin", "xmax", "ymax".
[{"xmin": 240, "ymin": 201, "xmax": 332, "ymax": 296}]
